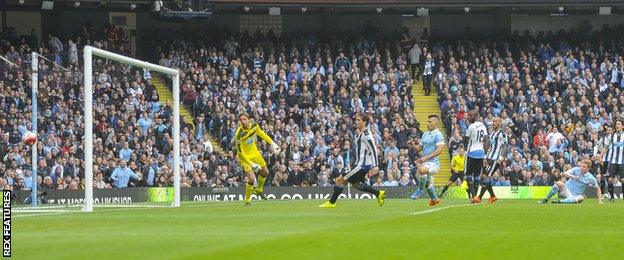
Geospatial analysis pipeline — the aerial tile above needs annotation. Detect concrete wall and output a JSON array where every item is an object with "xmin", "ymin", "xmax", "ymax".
[
  {"xmin": 136, "ymin": 12, "xmax": 183, "ymax": 32},
  {"xmin": 430, "ymin": 14, "xmax": 495, "ymax": 35},
  {"xmin": 136, "ymin": 13, "xmax": 239, "ymax": 34},
  {"xmin": 7, "ymin": 10, "xmax": 621, "ymax": 48},
  {"xmin": 59, "ymin": 10, "xmax": 108, "ymax": 38},
  {"xmin": 338, "ymin": 14, "xmax": 402, "ymax": 35},
  {"xmin": 282, "ymin": 14, "xmax": 323, "ymax": 32},
  {"xmin": 1, "ymin": 11, "xmax": 42, "ymax": 40},
  {"xmin": 511, "ymin": 14, "xmax": 624, "ymax": 34}
]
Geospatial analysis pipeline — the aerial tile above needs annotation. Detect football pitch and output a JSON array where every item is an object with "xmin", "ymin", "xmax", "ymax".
[{"xmin": 13, "ymin": 199, "xmax": 624, "ymax": 259}]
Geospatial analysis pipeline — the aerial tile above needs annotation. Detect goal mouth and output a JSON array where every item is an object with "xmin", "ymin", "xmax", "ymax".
[
  {"xmin": 82, "ymin": 46, "xmax": 181, "ymax": 212},
  {"xmin": 12, "ymin": 203, "xmax": 174, "ymax": 218}
]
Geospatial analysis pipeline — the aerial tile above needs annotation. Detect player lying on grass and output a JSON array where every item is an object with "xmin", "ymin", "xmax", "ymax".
[
  {"xmin": 409, "ymin": 115, "xmax": 443, "ymax": 206},
  {"xmin": 235, "ymin": 113, "xmax": 280, "ymax": 206},
  {"xmin": 319, "ymin": 113, "xmax": 385, "ymax": 208},
  {"xmin": 539, "ymin": 159, "xmax": 604, "ymax": 204}
]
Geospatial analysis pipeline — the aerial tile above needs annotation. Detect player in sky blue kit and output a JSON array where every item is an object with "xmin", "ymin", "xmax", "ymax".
[
  {"xmin": 539, "ymin": 159, "xmax": 604, "ymax": 204},
  {"xmin": 409, "ymin": 115, "xmax": 444, "ymax": 206}
]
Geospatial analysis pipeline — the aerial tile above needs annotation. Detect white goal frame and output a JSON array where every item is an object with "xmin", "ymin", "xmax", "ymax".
[{"xmin": 83, "ymin": 46, "xmax": 181, "ymax": 212}]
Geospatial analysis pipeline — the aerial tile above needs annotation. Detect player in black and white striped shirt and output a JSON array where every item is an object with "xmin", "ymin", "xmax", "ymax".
[
  {"xmin": 477, "ymin": 117, "xmax": 507, "ymax": 203},
  {"xmin": 593, "ymin": 126, "xmax": 612, "ymax": 199},
  {"xmin": 603, "ymin": 120, "xmax": 624, "ymax": 201},
  {"xmin": 319, "ymin": 113, "xmax": 386, "ymax": 208}
]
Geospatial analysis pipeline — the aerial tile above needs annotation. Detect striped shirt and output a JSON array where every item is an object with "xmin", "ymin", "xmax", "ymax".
[
  {"xmin": 487, "ymin": 129, "xmax": 508, "ymax": 160},
  {"xmin": 594, "ymin": 135, "xmax": 612, "ymax": 162},
  {"xmin": 609, "ymin": 132, "xmax": 624, "ymax": 165},
  {"xmin": 252, "ymin": 57, "xmax": 263, "ymax": 69},
  {"xmin": 355, "ymin": 128, "xmax": 378, "ymax": 167}
]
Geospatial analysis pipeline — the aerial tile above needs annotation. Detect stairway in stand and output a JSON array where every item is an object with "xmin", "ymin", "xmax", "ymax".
[
  {"xmin": 151, "ymin": 77, "xmax": 223, "ymax": 154},
  {"xmin": 411, "ymin": 81, "xmax": 451, "ymax": 186}
]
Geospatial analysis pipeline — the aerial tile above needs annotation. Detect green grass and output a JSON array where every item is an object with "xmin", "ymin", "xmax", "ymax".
[{"xmin": 13, "ymin": 199, "xmax": 624, "ymax": 259}]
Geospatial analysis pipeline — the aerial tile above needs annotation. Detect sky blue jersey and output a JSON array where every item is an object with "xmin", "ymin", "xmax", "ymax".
[
  {"xmin": 565, "ymin": 167, "xmax": 598, "ymax": 196},
  {"xmin": 421, "ymin": 129, "xmax": 445, "ymax": 166}
]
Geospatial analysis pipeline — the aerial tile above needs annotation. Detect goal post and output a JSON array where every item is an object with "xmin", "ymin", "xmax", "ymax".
[
  {"xmin": 31, "ymin": 52, "xmax": 38, "ymax": 207},
  {"xmin": 82, "ymin": 46, "xmax": 181, "ymax": 212}
]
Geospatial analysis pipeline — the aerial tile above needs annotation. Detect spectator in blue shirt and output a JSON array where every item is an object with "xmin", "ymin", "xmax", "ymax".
[
  {"xmin": 110, "ymin": 160, "xmax": 141, "ymax": 188},
  {"xmin": 145, "ymin": 158, "xmax": 159, "ymax": 186},
  {"xmin": 495, "ymin": 176, "xmax": 511, "ymax": 186},
  {"xmin": 23, "ymin": 170, "xmax": 33, "ymax": 190},
  {"xmin": 155, "ymin": 117, "xmax": 168, "ymax": 134},
  {"xmin": 384, "ymin": 142, "xmax": 400, "ymax": 160},
  {"xmin": 137, "ymin": 112, "xmax": 153, "ymax": 133},
  {"xmin": 119, "ymin": 142, "xmax": 133, "ymax": 161},
  {"xmin": 313, "ymin": 139, "xmax": 329, "ymax": 157}
]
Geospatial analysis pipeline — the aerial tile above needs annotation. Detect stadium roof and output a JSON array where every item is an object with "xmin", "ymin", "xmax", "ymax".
[{"xmin": 212, "ymin": 0, "xmax": 624, "ymax": 6}]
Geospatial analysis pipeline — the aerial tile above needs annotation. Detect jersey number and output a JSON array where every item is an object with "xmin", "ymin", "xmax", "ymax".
[{"xmin": 476, "ymin": 130, "xmax": 485, "ymax": 142}]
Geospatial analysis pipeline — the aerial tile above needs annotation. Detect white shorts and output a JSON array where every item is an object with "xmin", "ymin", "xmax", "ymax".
[
  {"xmin": 422, "ymin": 162, "xmax": 440, "ymax": 175},
  {"xmin": 558, "ymin": 185, "xmax": 582, "ymax": 200}
]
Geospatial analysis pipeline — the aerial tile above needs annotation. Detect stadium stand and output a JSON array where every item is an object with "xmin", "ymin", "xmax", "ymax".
[{"xmin": 2, "ymin": 20, "xmax": 624, "ymax": 191}]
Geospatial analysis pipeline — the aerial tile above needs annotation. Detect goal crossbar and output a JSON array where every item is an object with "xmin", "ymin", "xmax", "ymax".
[{"xmin": 83, "ymin": 46, "xmax": 181, "ymax": 212}]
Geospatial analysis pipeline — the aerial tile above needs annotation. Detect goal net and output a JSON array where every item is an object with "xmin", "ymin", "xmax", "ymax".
[
  {"xmin": 81, "ymin": 46, "xmax": 181, "ymax": 211},
  {"xmin": 3, "ymin": 46, "xmax": 181, "ymax": 216}
]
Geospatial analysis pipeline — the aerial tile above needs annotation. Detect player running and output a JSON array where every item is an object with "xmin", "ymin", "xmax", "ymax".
[
  {"xmin": 409, "ymin": 115, "xmax": 444, "ymax": 206},
  {"xmin": 476, "ymin": 117, "xmax": 507, "ymax": 203},
  {"xmin": 235, "ymin": 113, "xmax": 280, "ymax": 206},
  {"xmin": 319, "ymin": 113, "xmax": 386, "ymax": 208},
  {"xmin": 464, "ymin": 109, "xmax": 489, "ymax": 203},
  {"xmin": 438, "ymin": 146, "xmax": 469, "ymax": 198},
  {"xmin": 538, "ymin": 159, "xmax": 604, "ymax": 204}
]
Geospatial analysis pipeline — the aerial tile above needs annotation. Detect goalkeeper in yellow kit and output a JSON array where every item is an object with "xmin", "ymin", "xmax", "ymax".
[{"xmin": 235, "ymin": 113, "xmax": 280, "ymax": 206}]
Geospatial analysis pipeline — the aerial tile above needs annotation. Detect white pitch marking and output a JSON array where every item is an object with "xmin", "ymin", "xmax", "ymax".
[
  {"xmin": 12, "ymin": 199, "xmax": 314, "ymax": 218},
  {"xmin": 409, "ymin": 202, "xmax": 481, "ymax": 215}
]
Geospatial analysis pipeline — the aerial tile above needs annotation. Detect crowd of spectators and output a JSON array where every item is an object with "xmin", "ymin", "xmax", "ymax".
[
  {"xmin": 1, "ymin": 23, "xmax": 426, "ymax": 192},
  {"xmin": 2, "ymin": 20, "xmax": 624, "ymax": 193},
  {"xmin": 431, "ymin": 23, "xmax": 624, "ymax": 187},
  {"xmin": 147, "ymin": 25, "xmax": 425, "ymax": 189},
  {"xmin": 0, "ymin": 23, "xmax": 157, "ymax": 191}
]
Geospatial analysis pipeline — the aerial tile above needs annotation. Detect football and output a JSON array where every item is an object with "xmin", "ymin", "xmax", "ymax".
[{"xmin": 22, "ymin": 131, "xmax": 37, "ymax": 145}]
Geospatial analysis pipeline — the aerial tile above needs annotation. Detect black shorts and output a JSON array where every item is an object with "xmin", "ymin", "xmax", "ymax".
[
  {"xmin": 343, "ymin": 165, "xmax": 371, "ymax": 183},
  {"xmin": 608, "ymin": 163, "xmax": 624, "ymax": 179},
  {"xmin": 449, "ymin": 171, "xmax": 465, "ymax": 182},
  {"xmin": 483, "ymin": 159, "xmax": 500, "ymax": 177},
  {"xmin": 600, "ymin": 161, "xmax": 609, "ymax": 176},
  {"xmin": 465, "ymin": 157, "xmax": 484, "ymax": 178}
]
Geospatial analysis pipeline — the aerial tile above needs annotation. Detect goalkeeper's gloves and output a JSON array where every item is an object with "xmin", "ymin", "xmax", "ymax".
[
  {"xmin": 271, "ymin": 143, "xmax": 281, "ymax": 154},
  {"xmin": 251, "ymin": 163, "xmax": 261, "ymax": 173}
]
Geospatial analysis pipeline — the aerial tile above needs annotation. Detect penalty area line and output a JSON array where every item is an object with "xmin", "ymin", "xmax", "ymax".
[
  {"xmin": 409, "ymin": 203, "xmax": 481, "ymax": 215},
  {"xmin": 13, "ymin": 199, "xmax": 315, "ymax": 218}
]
